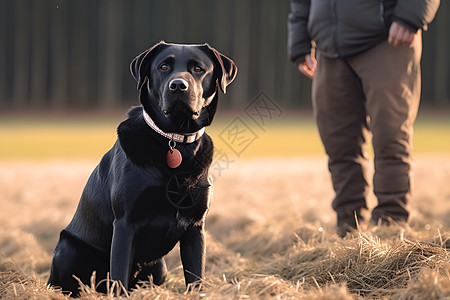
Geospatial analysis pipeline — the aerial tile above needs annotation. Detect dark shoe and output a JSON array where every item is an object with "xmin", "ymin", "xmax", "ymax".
[
  {"xmin": 336, "ymin": 210, "xmax": 363, "ymax": 238},
  {"xmin": 370, "ymin": 215, "xmax": 407, "ymax": 227},
  {"xmin": 336, "ymin": 224, "xmax": 358, "ymax": 238}
]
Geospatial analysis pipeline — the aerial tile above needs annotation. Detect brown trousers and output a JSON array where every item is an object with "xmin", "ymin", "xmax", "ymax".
[{"xmin": 312, "ymin": 34, "xmax": 422, "ymax": 228}]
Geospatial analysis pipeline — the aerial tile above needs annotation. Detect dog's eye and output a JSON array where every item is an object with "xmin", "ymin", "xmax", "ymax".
[
  {"xmin": 194, "ymin": 66, "xmax": 203, "ymax": 73},
  {"xmin": 160, "ymin": 64, "xmax": 169, "ymax": 71}
]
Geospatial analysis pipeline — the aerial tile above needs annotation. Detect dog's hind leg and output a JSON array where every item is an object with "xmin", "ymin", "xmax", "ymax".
[
  {"xmin": 131, "ymin": 258, "xmax": 167, "ymax": 288},
  {"xmin": 48, "ymin": 232, "xmax": 109, "ymax": 297},
  {"xmin": 148, "ymin": 258, "xmax": 167, "ymax": 285},
  {"xmin": 48, "ymin": 238, "xmax": 86, "ymax": 297}
]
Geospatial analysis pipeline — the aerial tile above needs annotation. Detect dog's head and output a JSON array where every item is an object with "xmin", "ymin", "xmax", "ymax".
[{"xmin": 131, "ymin": 42, "xmax": 237, "ymax": 133}]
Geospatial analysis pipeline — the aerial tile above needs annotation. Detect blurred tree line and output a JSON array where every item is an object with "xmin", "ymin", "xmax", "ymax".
[{"xmin": 0, "ymin": 0, "xmax": 448, "ymax": 111}]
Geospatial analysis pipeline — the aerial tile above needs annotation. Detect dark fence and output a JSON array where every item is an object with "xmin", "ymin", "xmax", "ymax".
[{"xmin": 0, "ymin": 0, "xmax": 449, "ymax": 111}]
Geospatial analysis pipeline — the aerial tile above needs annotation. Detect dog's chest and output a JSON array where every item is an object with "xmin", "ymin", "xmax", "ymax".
[
  {"xmin": 130, "ymin": 179, "xmax": 209, "ymax": 253},
  {"xmin": 132, "ymin": 208, "xmax": 199, "ymax": 260},
  {"xmin": 128, "ymin": 180, "xmax": 208, "ymax": 228}
]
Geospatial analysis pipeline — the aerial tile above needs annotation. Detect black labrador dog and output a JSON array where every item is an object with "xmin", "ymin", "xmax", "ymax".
[{"xmin": 48, "ymin": 42, "xmax": 237, "ymax": 296}]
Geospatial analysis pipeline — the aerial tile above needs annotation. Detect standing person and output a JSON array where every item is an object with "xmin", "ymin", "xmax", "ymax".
[{"xmin": 288, "ymin": 0, "xmax": 440, "ymax": 237}]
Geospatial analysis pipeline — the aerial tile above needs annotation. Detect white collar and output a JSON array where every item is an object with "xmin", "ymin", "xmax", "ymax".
[{"xmin": 142, "ymin": 109, "xmax": 205, "ymax": 143}]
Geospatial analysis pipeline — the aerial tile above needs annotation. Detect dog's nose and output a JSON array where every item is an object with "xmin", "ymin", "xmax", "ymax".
[{"xmin": 169, "ymin": 79, "xmax": 189, "ymax": 92}]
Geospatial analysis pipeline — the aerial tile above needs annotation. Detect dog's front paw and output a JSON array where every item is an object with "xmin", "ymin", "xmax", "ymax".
[{"xmin": 185, "ymin": 280, "xmax": 204, "ymax": 293}]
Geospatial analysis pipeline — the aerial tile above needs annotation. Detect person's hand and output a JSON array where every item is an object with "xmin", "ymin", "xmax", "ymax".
[
  {"xmin": 388, "ymin": 21, "xmax": 415, "ymax": 47},
  {"xmin": 297, "ymin": 54, "xmax": 317, "ymax": 79}
]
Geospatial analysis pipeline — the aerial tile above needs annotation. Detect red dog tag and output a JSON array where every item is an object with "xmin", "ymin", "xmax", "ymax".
[{"xmin": 166, "ymin": 149, "xmax": 182, "ymax": 168}]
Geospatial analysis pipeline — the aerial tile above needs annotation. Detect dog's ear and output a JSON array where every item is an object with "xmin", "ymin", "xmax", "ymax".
[
  {"xmin": 130, "ymin": 41, "xmax": 168, "ymax": 89},
  {"xmin": 203, "ymin": 44, "xmax": 238, "ymax": 94}
]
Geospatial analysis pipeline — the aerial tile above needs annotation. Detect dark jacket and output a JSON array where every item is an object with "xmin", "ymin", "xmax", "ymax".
[{"xmin": 288, "ymin": 0, "xmax": 440, "ymax": 63}]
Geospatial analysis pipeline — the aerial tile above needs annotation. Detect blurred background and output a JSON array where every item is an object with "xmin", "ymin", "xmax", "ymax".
[
  {"xmin": 0, "ymin": 0, "xmax": 449, "ymax": 161},
  {"xmin": 0, "ymin": 0, "xmax": 449, "ymax": 111}
]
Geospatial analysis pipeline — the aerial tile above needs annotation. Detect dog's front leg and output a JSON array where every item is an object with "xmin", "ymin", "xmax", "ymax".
[
  {"xmin": 110, "ymin": 218, "xmax": 135, "ymax": 291},
  {"xmin": 180, "ymin": 223, "xmax": 205, "ymax": 288}
]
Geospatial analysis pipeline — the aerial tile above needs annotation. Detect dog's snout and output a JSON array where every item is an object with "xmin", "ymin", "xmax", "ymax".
[{"xmin": 169, "ymin": 78, "xmax": 189, "ymax": 92}]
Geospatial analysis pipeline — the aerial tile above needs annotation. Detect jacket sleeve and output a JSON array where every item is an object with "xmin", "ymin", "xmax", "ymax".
[
  {"xmin": 287, "ymin": 0, "xmax": 312, "ymax": 64},
  {"xmin": 393, "ymin": 0, "xmax": 440, "ymax": 32}
]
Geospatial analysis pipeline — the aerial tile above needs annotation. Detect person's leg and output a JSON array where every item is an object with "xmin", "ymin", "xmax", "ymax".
[
  {"xmin": 347, "ymin": 34, "xmax": 422, "ymax": 224},
  {"xmin": 312, "ymin": 52, "xmax": 370, "ymax": 235}
]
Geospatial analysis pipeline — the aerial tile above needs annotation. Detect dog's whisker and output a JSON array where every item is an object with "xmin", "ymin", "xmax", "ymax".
[{"xmin": 179, "ymin": 119, "xmax": 186, "ymax": 130}]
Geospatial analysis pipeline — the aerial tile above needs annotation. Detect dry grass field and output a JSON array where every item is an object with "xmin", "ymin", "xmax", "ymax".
[{"xmin": 1, "ymin": 113, "xmax": 450, "ymax": 299}]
